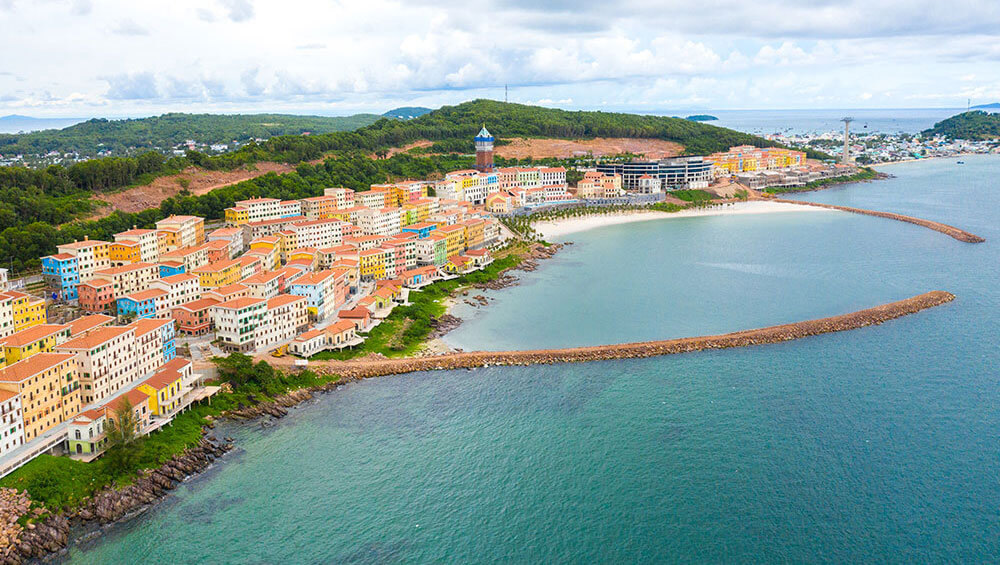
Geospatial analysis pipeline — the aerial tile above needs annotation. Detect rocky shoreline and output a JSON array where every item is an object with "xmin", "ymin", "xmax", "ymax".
[
  {"xmin": 772, "ymin": 199, "xmax": 986, "ymax": 243},
  {"xmin": 1, "ymin": 437, "xmax": 233, "ymax": 564}
]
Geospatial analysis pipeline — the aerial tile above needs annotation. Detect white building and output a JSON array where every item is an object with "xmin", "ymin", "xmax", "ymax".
[
  {"xmin": 113, "ymin": 228, "xmax": 161, "ymax": 263},
  {"xmin": 356, "ymin": 208, "xmax": 402, "ymax": 237},
  {"xmin": 0, "ymin": 390, "xmax": 24, "ymax": 456},
  {"xmin": 150, "ymin": 273, "xmax": 201, "ymax": 316},
  {"xmin": 55, "ymin": 326, "xmax": 137, "ymax": 404},
  {"xmin": 256, "ymin": 294, "xmax": 308, "ymax": 350},
  {"xmin": 287, "ymin": 219, "xmax": 349, "ymax": 249},
  {"xmin": 211, "ymin": 297, "xmax": 267, "ymax": 352},
  {"xmin": 57, "ymin": 239, "xmax": 111, "ymax": 282}
]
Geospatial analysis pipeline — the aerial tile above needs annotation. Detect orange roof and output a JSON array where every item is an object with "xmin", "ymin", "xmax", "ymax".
[
  {"xmin": 127, "ymin": 317, "xmax": 172, "ymax": 336},
  {"xmin": 46, "ymin": 253, "xmax": 76, "ymax": 260},
  {"xmin": 192, "ymin": 259, "xmax": 240, "ymax": 274},
  {"xmin": 326, "ymin": 320, "xmax": 356, "ymax": 334},
  {"xmin": 172, "ymin": 297, "xmax": 219, "ymax": 312},
  {"xmin": 122, "ymin": 288, "xmax": 166, "ymax": 302},
  {"xmin": 295, "ymin": 328, "xmax": 324, "ymax": 341},
  {"xmin": 95, "ymin": 262, "xmax": 156, "ymax": 276},
  {"xmin": 292, "ymin": 270, "xmax": 338, "ymax": 286},
  {"xmin": 242, "ymin": 271, "xmax": 282, "ymax": 284},
  {"xmin": 158, "ymin": 273, "xmax": 198, "ymax": 284},
  {"xmin": 107, "ymin": 388, "xmax": 149, "ymax": 412},
  {"xmin": 207, "ymin": 283, "xmax": 248, "ymax": 296},
  {"xmin": 140, "ymin": 369, "xmax": 182, "ymax": 390},
  {"xmin": 338, "ymin": 306, "xmax": 370, "ymax": 319},
  {"xmin": 208, "ymin": 227, "xmax": 242, "ymax": 237},
  {"xmin": 0, "ymin": 353, "xmax": 76, "ymax": 382},
  {"xmin": 0, "ymin": 390, "xmax": 16, "ymax": 403},
  {"xmin": 79, "ymin": 278, "xmax": 113, "ymax": 288},
  {"xmin": 214, "ymin": 297, "xmax": 266, "ymax": 310},
  {"xmin": 72, "ymin": 408, "xmax": 105, "ymax": 424},
  {"xmin": 204, "ymin": 240, "xmax": 230, "ymax": 250},
  {"xmin": 68, "ymin": 314, "xmax": 114, "ymax": 336},
  {"xmin": 57, "ymin": 326, "xmax": 133, "ymax": 350},
  {"xmin": 159, "ymin": 357, "xmax": 191, "ymax": 373},
  {"xmin": 58, "ymin": 239, "xmax": 109, "ymax": 250},
  {"xmin": 0, "ymin": 324, "xmax": 69, "ymax": 348},
  {"xmin": 267, "ymin": 294, "xmax": 305, "ymax": 309}
]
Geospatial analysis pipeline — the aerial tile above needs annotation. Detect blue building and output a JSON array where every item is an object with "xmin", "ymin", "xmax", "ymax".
[
  {"xmin": 41, "ymin": 254, "xmax": 80, "ymax": 302},
  {"xmin": 159, "ymin": 262, "xmax": 186, "ymax": 278},
  {"xmin": 159, "ymin": 319, "xmax": 177, "ymax": 363},
  {"xmin": 116, "ymin": 290, "xmax": 161, "ymax": 319},
  {"xmin": 401, "ymin": 222, "xmax": 437, "ymax": 239}
]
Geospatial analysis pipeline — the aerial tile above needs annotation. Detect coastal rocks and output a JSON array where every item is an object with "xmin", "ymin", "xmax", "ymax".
[
  {"xmin": 0, "ymin": 437, "xmax": 233, "ymax": 564},
  {"xmin": 773, "ymin": 199, "xmax": 986, "ymax": 243},
  {"xmin": 227, "ymin": 389, "xmax": 314, "ymax": 420},
  {"xmin": 428, "ymin": 314, "xmax": 462, "ymax": 338},
  {"xmin": 308, "ymin": 291, "xmax": 955, "ymax": 380},
  {"xmin": 81, "ymin": 438, "xmax": 233, "ymax": 525}
]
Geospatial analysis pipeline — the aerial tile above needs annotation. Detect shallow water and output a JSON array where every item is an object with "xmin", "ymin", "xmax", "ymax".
[{"xmin": 68, "ymin": 155, "xmax": 1000, "ymax": 563}]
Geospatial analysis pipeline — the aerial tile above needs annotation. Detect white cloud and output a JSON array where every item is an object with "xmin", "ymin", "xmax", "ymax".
[{"xmin": 1, "ymin": 0, "xmax": 999, "ymax": 115}]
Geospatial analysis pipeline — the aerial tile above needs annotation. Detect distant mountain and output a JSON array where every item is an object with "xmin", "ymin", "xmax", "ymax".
[
  {"xmin": 0, "ymin": 112, "xmax": 381, "ymax": 157},
  {"xmin": 922, "ymin": 111, "xmax": 1000, "ymax": 140},
  {"xmin": 0, "ymin": 114, "xmax": 86, "ymax": 135},
  {"xmin": 382, "ymin": 106, "xmax": 433, "ymax": 120},
  {"xmin": 685, "ymin": 114, "xmax": 719, "ymax": 122},
  {"xmin": 970, "ymin": 102, "xmax": 1000, "ymax": 110}
]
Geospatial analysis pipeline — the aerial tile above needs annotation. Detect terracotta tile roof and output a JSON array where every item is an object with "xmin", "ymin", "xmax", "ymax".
[
  {"xmin": 121, "ymin": 289, "xmax": 167, "ymax": 302},
  {"xmin": 127, "ymin": 317, "xmax": 172, "ymax": 336},
  {"xmin": 158, "ymin": 273, "xmax": 198, "ymax": 284},
  {"xmin": 58, "ymin": 239, "xmax": 109, "ymax": 250},
  {"xmin": 242, "ymin": 271, "xmax": 282, "ymax": 284},
  {"xmin": 295, "ymin": 328, "xmax": 324, "ymax": 341},
  {"xmin": 95, "ymin": 263, "xmax": 156, "ymax": 276},
  {"xmin": 172, "ymin": 297, "xmax": 219, "ymax": 312},
  {"xmin": 0, "ymin": 324, "xmax": 69, "ymax": 348},
  {"xmin": 207, "ymin": 283, "xmax": 248, "ymax": 296},
  {"xmin": 326, "ymin": 319, "xmax": 356, "ymax": 334},
  {"xmin": 214, "ymin": 297, "xmax": 266, "ymax": 310},
  {"xmin": 68, "ymin": 314, "xmax": 114, "ymax": 336},
  {"xmin": 46, "ymin": 253, "xmax": 76, "ymax": 261},
  {"xmin": 160, "ymin": 358, "xmax": 191, "ymax": 373},
  {"xmin": 107, "ymin": 388, "xmax": 149, "ymax": 412},
  {"xmin": 56, "ymin": 326, "xmax": 133, "ymax": 350},
  {"xmin": 338, "ymin": 306, "xmax": 370, "ymax": 319},
  {"xmin": 267, "ymin": 294, "xmax": 305, "ymax": 309},
  {"xmin": 141, "ymin": 369, "xmax": 182, "ymax": 390},
  {"xmin": 0, "ymin": 353, "xmax": 76, "ymax": 382}
]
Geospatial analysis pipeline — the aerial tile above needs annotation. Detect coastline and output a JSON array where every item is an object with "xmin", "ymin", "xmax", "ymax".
[{"xmin": 532, "ymin": 201, "xmax": 828, "ymax": 240}]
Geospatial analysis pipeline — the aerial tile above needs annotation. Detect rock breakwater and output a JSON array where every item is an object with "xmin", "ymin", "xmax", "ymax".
[
  {"xmin": 309, "ymin": 291, "xmax": 955, "ymax": 379},
  {"xmin": 773, "ymin": 199, "xmax": 985, "ymax": 243}
]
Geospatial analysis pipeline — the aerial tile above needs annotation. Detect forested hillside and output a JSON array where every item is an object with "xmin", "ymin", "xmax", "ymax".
[
  {"xmin": 0, "ymin": 99, "xmax": 815, "ymax": 271},
  {"xmin": 923, "ymin": 111, "xmax": 1000, "ymax": 140},
  {"xmin": 0, "ymin": 112, "xmax": 380, "ymax": 157}
]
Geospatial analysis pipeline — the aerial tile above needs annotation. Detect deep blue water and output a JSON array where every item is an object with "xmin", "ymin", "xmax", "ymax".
[{"xmin": 67, "ymin": 155, "xmax": 1000, "ymax": 563}]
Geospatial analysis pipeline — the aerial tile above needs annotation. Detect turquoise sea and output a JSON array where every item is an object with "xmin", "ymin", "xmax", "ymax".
[{"xmin": 68, "ymin": 155, "xmax": 1000, "ymax": 563}]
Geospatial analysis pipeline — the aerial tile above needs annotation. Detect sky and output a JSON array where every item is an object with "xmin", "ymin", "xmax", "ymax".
[{"xmin": 1, "ymin": 0, "xmax": 999, "ymax": 117}]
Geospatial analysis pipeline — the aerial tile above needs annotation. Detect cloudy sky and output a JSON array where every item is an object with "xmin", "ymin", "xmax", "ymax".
[{"xmin": 1, "ymin": 0, "xmax": 999, "ymax": 117}]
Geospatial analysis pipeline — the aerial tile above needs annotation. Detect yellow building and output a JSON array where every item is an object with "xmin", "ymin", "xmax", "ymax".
[
  {"xmin": 108, "ymin": 241, "xmax": 142, "ymax": 265},
  {"xmin": 461, "ymin": 218, "xmax": 485, "ymax": 250},
  {"xmin": 359, "ymin": 248, "xmax": 388, "ymax": 281},
  {"xmin": 224, "ymin": 207, "xmax": 250, "ymax": 226},
  {"xmin": 8, "ymin": 292, "xmax": 46, "ymax": 332},
  {"xmin": 136, "ymin": 367, "xmax": 184, "ymax": 416},
  {"xmin": 707, "ymin": 145, "xmax": 805, "ymax": 175},
  {"xmin": 436, "ymin": 224, "xmax": 466, "ymax": 257},
  {"xmin": 1, "ymin": 324, "xmax": 71, "ymax": 366},
  {"xmin": 192, "ymin": 259, "xmax": 243, "ymax": 289},
  {"xmin": 0, "ymin": 352, "xmax": 81, "ymax": 441}
]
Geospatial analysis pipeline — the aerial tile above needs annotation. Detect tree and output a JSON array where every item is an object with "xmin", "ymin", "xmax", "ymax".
[{"xmin": 103, "ymin": 397, "xmax": 143, "ymax": 474}]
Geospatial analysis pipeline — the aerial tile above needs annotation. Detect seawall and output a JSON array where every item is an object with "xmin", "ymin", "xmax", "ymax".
[
  {"xmin": 772, "ymin": 199, "xmax": 986, "ymax": 243},
  {"xmin": 307, "ymin": 291, "xmax": 955, "ymax": 379}
]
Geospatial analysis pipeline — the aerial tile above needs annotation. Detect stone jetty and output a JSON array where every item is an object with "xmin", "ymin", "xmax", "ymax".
[
  {"xmin": 773, "ymin": 199, "xmax": 986, "ymax": 243},
  {"xmin": 306, "ymin": 290, "xmax": 955, "ymax": 380}
]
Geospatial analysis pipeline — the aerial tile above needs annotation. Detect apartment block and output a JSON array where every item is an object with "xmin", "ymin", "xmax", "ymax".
[
  {"xmin": 56, "ymin": 239, "xmax": 110, "ymax": 282},
  {"xmin": 149, "ymin": 274, "xmax": 201, "ymax": 315},
  {"xmin": 211, "ymin": 297, "xmax": 267, "ymax": 352},
  {"xmin": 156, "ymin": 215, "xmax": 205, "ymax": 250},
  {"xmin": 113, "ymin": 228, "xmax": 161, "ymax": 263},
  {"xmin": 0, "ymin": 353, "xmax": 81, "ymax": 441},
  {"xmin": 256, "ymin": 294, "xmax": 308, "ymax": 350},
  {"xmin": 54, "ymin": 326, "xmax": 137, "ymax": 405}
]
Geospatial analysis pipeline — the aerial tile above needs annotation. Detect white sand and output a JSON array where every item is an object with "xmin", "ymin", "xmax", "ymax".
[{"xmin": 533, "ymin": 201, "xmax": 829, "ymax": 239}]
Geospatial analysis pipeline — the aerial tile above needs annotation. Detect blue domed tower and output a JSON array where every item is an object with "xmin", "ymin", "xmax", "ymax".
[{"xmin": 474, "ymin": 125, "xmax": 494, "ymax": 171}]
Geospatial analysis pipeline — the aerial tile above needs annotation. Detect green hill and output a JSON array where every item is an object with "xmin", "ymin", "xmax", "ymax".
[
  {"xmin": 0, "ymin": 112, "xmax": 381, "ymax": 158},
  {"xmin": 922, "ymin": 111, "xmax": 1000, "ymax": 140},
  {"xmin": 382, "ymin": 107, "xmax": 433, "ymax": 120}
]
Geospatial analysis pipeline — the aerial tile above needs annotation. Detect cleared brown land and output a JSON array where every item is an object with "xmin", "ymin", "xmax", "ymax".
[
  {"xmin": 261, "ymin": 290, "xmax": 954, "ymax": 378},
  {"xmin": 89, "ymin": 162, "xmax": 297, "ymax": 217},
  {"xmin": 494, "ymin": 137, "xmax": 684, "ymax": 159},
  {"xmin": 374, "ymin": 140, "xmax": 434, "ymax": 159}
]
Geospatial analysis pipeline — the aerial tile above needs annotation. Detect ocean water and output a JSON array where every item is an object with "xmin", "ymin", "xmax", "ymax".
[
  {"xmin": 699, "ymin": 108, "xmax": 965, "ymax": 135},
  {"xmin": 67, "ymin": 155, "xmax": 1000, "ymax": 563}
]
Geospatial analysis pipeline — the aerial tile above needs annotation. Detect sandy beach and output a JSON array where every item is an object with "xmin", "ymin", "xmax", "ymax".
[{"xmin": 533, "ymin": 201, "xmax": 828, "ymax": 239}]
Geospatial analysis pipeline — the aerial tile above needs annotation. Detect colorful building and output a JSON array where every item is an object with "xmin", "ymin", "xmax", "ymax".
[
  {"xmin": 41, "ymin": 254, "xmax": 80, "ymax": 302},
  {"xmin": 0, "ymin": 324, "xmax": 71, "ymax": 365},
  {"xmin": 116, "ymin": 289, "xmax": 165, "ymax": 319},
  {"xmin": 0, "ymin": 353, "xmax": 81, "ymax": 441}
]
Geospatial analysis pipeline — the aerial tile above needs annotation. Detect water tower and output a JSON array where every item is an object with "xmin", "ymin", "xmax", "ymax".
[
  {"xmin": 841, "ymin": 117, "xmax": 854, "ymax": 164},
  {"xmin": 474, "ymin": 125, "xmax": 494, "ymax": 172}
]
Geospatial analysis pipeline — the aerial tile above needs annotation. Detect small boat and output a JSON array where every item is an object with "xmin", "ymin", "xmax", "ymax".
[{"xmin": 957, "ymin": 161, "xmax": 965, "ymax": 164}]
